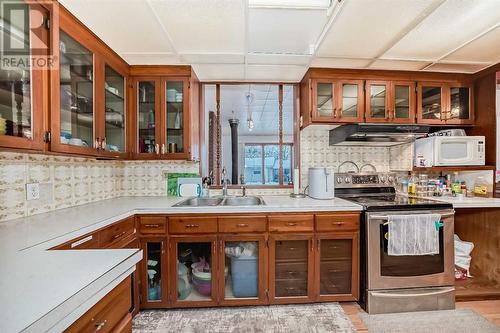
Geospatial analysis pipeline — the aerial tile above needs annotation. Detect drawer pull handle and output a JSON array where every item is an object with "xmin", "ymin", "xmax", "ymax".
[
  {"xmin": 286, "ymin": 222, "xmax": 297, "ymax": 226},
  {"xmin": 285, "ymin": 287, "xmax": 297, "ymax": 291},
  {"xmin": 332, "ymin": 222, "xmax": 345, "ymax": 226},
  {"xmin": 328, "ymin": 269, "xmax": 340, "ymax": 273},
  {"xmin": 94, "ymin": 319, "xmax": 107, "ymax": 331},
  {"xmin": 236, "ymin": 223, "xmax": 249, "ymax": 227},
  {"xmin": 144, "ymin": 224, "xmax": 160, "ymax": 228},
  {"xmin": 288, "ymin": 247, "xmax": 297, "ymax": 251},
  {"xmin": 185, "ymin": 224, "xmax": 200, "ymax": 228},
  {"xmin": 329, "ymin": 246, "xmax": 339, "ymax": 249},
  {"xmin": 113, "ymin": 231, "xmax": 126, "ymax": 240},
  {"xmin": 286, "ymin": 271, "xmax": 298, "ymax": 276}
]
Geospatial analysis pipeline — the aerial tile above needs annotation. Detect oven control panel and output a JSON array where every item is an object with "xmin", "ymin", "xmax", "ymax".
[{"xmin": 335, "ymin": 172, "xmax": 397, "ymax": 188}]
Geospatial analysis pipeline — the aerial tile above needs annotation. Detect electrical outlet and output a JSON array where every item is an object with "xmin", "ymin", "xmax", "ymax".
[{"xmin": 26, "ymin": 183, "xmax": 40, "ymax": 201}]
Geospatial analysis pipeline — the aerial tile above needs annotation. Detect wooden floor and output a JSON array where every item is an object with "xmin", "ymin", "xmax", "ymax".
[{"xmin": 341, "ymin": 300, "xmax": 500, "ymax": 332}]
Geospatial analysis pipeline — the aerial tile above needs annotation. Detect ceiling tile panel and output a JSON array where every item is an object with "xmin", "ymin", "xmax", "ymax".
[
  {"xmin": 424, "ymin": 62, "xmax": 490, "ymax": 73},
  {"xmin": 247, "ymin": 53, "xmax": 311, "ymax": 65},
  {"xmin": 368, "ymin": 59, "xmax": 430, "ymax": 71},
  {"xmin": 245, "ymin": 65, "xmax": 307, "ymax": 82},
  {"xmin": 149, "ymin": 0, "xmax": 245, "ymax": 53},
  {"xmin": 59, "ymin": 0, "xmax": 174, "ymax": 53},
  {"xmin": 120, "ymin": 53, "xmax": 181, "ymax": 65},
  {"xmin": 248, "ymin": 8, "xmax": 328, "ymax": 54},
  {"xmin": 317, "ymin": 0, "xmax": 437, "ymax": 58},
  {"xmin": 310, "ymin": 57, "xmax": 371, "ymax": 68},
  {"xmin": 384, "ymin": 0, "xmax": 500, "ymax": 60},
  {"xmin": 180, "ymin": 53, "xmax": 245, "ymax": 64},
  {"xmin": 192, "ymin": 64, "xmax": 246, "ymax": 81},
  {"xmin": 443, "ymin": 26, "xmax": 500, "ymax": 63}
]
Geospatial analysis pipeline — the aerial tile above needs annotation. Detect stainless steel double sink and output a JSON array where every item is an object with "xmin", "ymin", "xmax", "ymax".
[{"xmin": 173, "ymin": 196, "xmax": 265, "ymax": 207}]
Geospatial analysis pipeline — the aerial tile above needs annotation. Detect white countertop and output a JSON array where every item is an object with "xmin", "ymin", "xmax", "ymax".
[
  {"xmin": 430, "ymin": 196, "xmax": 500, "ymax": 208},
  {"xmin": 0, "ymin": 195, "xmax": 362, "ymax": 333}
]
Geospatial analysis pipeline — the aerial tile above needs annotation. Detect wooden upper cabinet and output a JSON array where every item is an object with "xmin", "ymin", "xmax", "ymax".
[
  {"xmin": 417, "ymin": 82, "xmax": 473, "ymax": 125},
  {"xmin": 366, "ymin": 80, "xmax": 415, "ymax": 123},
  {"xmin": 51, "ymin": 5, "xmax": 130, "ymax": 157},
  {"xmin": 310, "ymin": 79, "xmax": 363, "ymax": 123},
  {"xmin": 0, "ymin": 3, "xmax": 49, "ymax": 151},
  {"xmin": 130, "ymin": 67, "xmax": 199, "ymax": 161}
]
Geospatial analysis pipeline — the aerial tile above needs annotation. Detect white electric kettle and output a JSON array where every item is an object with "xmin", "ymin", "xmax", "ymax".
[{"xmin": 308, "ymin": 167, "xmax": 335, "ymax": 199}]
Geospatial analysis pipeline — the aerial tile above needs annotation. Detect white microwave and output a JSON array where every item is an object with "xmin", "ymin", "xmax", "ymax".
[{"xmin": 414, "ymin": 136, "xmax": 485, "ymax": 167}]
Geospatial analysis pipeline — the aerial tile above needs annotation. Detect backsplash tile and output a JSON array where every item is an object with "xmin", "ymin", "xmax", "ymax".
[
  {"xmin": 0, "ymin": 152, "xmax": 200, "ymax": 222},
  {"xmin": 300, "ymin": 126, "xmax": 404, "ymax": 188}
]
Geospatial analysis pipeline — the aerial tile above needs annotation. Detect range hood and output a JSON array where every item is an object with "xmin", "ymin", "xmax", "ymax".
[{"xmin": 329, "ymin": 124, "xmax": 430, "ymax": 146}]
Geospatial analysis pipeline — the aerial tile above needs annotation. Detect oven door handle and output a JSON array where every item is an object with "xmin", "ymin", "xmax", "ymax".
[
  {"xmin": 371, "ymin": 287, "xmax": 454, "ymax": 298},
  {"xmin": 370, "ymin": 211, "xmax": 455, "ymax": 221}
]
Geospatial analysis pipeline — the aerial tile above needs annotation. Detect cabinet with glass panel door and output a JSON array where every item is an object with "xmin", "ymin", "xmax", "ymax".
[
  {"xmin": 311, "ymin": 79, "xmax": 364, "ymax": 123},
  {"xmin": 269, "ymin": 234, "xmax": 315, "ymax": 303},
  {"xmin": 365, "ymin": 80, "xmax": 415, "ymax": 123},
  {"xmin": 132, "ymin": 77, "xmax": 161, "ymax": 159},
  {"xmin": 417, "ymin": 82, "xmax": 473, "ymax": 125},
  {"xmin": 218, "ymin": 235, "xmax": 268, "ymax": 306},
  {"xmin": 169, "ymin": 236, "xmax": 218, "ymax": 307},
  {"xmin": 162, "ymin": 78, "xmax": 190, "ymax": 159},
  {"xmin": 140, "ymin": 238, "xmax": 169, "ymax": 308},
  {"xmin": 0, "ymin": 3, "xmax": 49, "ymax": 151},
  {"xmin": 98, "ymin": 64, "xmax": 127, "ymax": 158},
  {"xmin": 315, "ymin": 233, "xmax": 359, "ymax": 301}
]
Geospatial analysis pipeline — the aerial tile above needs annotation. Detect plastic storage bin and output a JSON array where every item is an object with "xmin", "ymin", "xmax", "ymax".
[{"xmin": 230, "ymin": 255, "xmax": 258, "ymax": 297}]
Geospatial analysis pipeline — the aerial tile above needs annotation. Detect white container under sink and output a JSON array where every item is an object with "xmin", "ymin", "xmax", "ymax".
[{"xmin": 308, "ymin": 167, "xmax": 335, "ymax": 199}]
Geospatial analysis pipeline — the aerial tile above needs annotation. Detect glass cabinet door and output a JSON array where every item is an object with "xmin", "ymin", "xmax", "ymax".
[
  {"xmin": 165, "ymin": 80, "xmax": 185, "ymax": 154},
  {"xmin": 59, "ymin": 31, "xmax": 94, "ymax": 149},
  {"xmin": 418, "ymin": 83, "xmax": 444, "ymax": 123},
  {"xmin": 448, "ymin": 86, "xmax": 471, "ymax": 123},
  {"xmin": 319, "ymin": 239, "xmax": 353, "ymax": 296},
  {"xmin": 104, "ymin": 66, "xmax": 125, "ymax": 152},
  {"xmin": 272, "ymin": 237, "xmax": 312, "ymax": 300},
  {"xmin": 138, "ymin": 80, "xmax": 157, "ymax": 154},
  {"xmin": 366, "ymin": 81, "xmax": 388, "ymax": 121},
  {"xmin": 174, "ymin": 239, "xmax": 216, "ymax": 303},
  {"xmin": 392, "ymin": 81, "xmax": 415, "ymax": 123},
  {"xmin": 338, "ymin": 81, "xmax": 363, "ymax": 121},
  {"xmin": 315, "ymin": 82, "xmax": 335, "ymax": 119},
  {"xmin": 221, "ymin": 239, "xmax": 264, "ymax": 304},
  {"xmin": 144, "ymin": 241, "xmax": 165, "ymax": 306},
  {"xmin": 0, "ymin": 3, "xmax": 47, "ymax": 149}
]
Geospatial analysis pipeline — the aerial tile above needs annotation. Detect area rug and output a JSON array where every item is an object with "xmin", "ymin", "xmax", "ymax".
[
  {"xmin": 360, "ymin": 308, "xmax": 500, "ymax": 333},
  {"xmin": 133, "ymin": 303, "xmax": 356, "ymax": 333}
]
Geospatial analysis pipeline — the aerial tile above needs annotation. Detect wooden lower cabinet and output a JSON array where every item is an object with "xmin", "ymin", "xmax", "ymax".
[
  {"xmin": 269, "ymin": 234, "xmax": 315, "ymax": 303},
  {"xmin": 140, "ymin": 237, "xmax": 169, "ymax": 308},
  {"xmin": 218, "ymin": 234, "xmax": 268, "ymax": 306},
  {"xmin": 315, "ymin": 232, "xmax": 359, "ymax": 301},
  {"xmin": 169, "ymin": 235, "xmax": 218, "ymax": 307},
  {"xmin": 65, "ymin": 276, "xmax": 132, "ymax": 333}
]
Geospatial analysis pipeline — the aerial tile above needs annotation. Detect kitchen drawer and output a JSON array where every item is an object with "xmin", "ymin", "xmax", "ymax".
[
  {"xmin": 99, "ymin": 217, "xmax": 135, "ymax": 248},
  {"xmin": 269, "ymin": 215, "xmax": 314, "ymax": 233},
  {"xmin": 275, "ymin": 261, "xmax": 308, "ymax": 280},
  {"xmin": 275, "ymin": 239, "xmax": 309, "ymax": 261},
  {"xmin": 315, "ymin": 214, "xmax": 359, "ymax": 232},
  {"xmin": 218, "ymin": 216, "xmax": 267, "ymax": 233},
  {"xmin": 319, "ymin": 273, "xmax": 351, "ymax": 295},
  {"xmin": 319, "ymin": 239, "xmax": 352, "ymax": 260},
  {"xmin": 169, "ymin": 216, "xmax": 217, "ymax": 234},
  {"xmin": 52, "ymin": 232, "xmax": 99, "ymax": 250},
  {"xmin": 139, "ymin": 216, "xmax": 167, "ymax": 234},
  {"xmin": 275, "ymin": 279, "xmax": 308, "ymax": 298},
  {"xmin": 112, "ymin": 313, "xmax": 132, "ymax": 333},
  {"xmin": 65, "ymin": 276, "xmax": 131, "ymax": 333}
]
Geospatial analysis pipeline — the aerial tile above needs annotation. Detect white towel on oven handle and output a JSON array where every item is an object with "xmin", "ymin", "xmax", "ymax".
[{"xmin": 387, "ymin": 214, "xmax": 441, "ymax": 256}]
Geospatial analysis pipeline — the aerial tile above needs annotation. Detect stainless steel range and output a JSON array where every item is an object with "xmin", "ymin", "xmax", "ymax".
[{"xmin": 335, "ymin": 172, "xmax": 455, "ymax": 314}]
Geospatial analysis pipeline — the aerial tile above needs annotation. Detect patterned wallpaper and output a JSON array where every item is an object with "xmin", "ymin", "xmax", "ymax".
[{"xmin": 0, "ymin": 152, "xmax": 199, "ymax": 222}]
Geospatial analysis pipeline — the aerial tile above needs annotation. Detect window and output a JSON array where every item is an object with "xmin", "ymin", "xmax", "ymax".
[
  {"xmin": 203, "ymin": 84, "xmax": 296, "ymax": 186},
  {"xmin": 244, "ymin": 143, "xmax": 293, "ymax": 185}
]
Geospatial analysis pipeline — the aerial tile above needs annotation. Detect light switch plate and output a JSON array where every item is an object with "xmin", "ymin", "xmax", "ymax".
[{"xmin": 26, "ymin": 183, "xmax": 40, "ymax": 201}]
